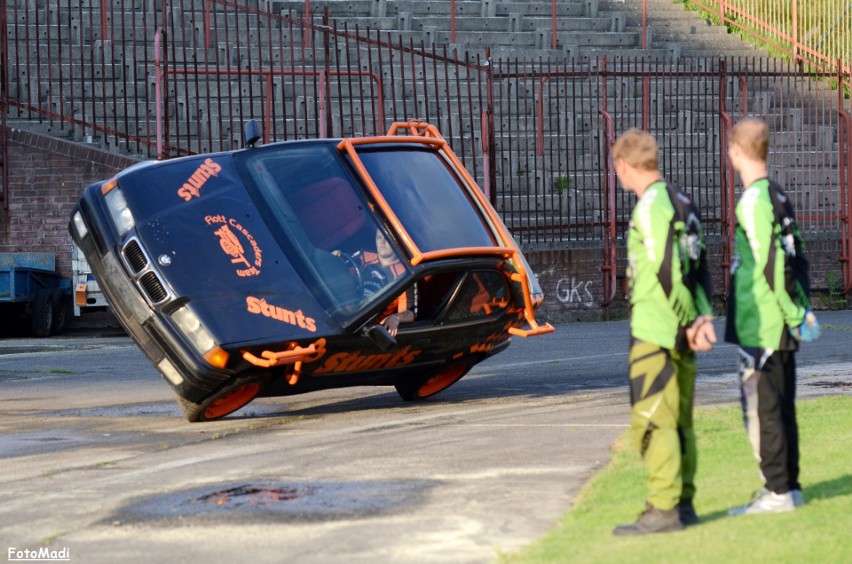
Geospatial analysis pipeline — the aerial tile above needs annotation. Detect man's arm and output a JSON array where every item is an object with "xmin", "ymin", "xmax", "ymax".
[{"xmin": 740, "ymin": 187, "xmax": 806, "ymax": 328}]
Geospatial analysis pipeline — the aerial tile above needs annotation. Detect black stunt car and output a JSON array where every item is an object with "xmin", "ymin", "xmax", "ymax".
[{"xmin": 70, "ymin": 121, "xmax": 553, "ymax": 422}]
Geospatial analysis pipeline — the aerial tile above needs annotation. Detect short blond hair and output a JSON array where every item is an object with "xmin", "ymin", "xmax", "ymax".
[
  {"xmin": 731, "ymin": 117, "xmax": 769, "ymax": 161},
  {"xmin": 612, "ymin": 128, "xmax": 658, "ymax": 171}
]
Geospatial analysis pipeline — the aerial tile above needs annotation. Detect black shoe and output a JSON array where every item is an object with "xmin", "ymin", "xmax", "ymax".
[
  {"xmin": 613, "ymin": 502, "xmax": 684, "ymax": 536},
  {"xmin": 678, "ymin": 499, "xmax": 699, "ymax": 526}
]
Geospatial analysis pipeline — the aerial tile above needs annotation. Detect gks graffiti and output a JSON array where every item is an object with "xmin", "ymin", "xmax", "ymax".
[{"xmin": 555, "ymin": 277, "xmax": 595, "ymax": 307}]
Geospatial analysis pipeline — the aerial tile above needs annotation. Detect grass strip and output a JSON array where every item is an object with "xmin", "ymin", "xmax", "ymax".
[{"xmin": 504, "ymin": 395, "xmax": 852, "ymax": 563}]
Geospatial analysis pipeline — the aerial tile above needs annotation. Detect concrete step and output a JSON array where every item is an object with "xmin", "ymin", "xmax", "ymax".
[
  {"xmin": 495, "ymin": 2, "xmax": 590, "ymax": 18},
  {"xmin": 521, "ymin": 16, "xmax": 619, "ymax": 33},
  {"xmin": 394, "ymin": 15, "xmax": 619, "ymax": 33}
]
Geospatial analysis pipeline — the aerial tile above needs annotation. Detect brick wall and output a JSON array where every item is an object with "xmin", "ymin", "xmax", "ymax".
[
  {"xmin": 523, "ymin": 246, "xmax": 629, "ymax": 323},
  {"xmin": 0, "ymin": 129, "xmax": 139, "ymax": 278}
]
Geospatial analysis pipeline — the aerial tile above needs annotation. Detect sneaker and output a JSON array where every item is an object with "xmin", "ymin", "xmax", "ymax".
[
  {"xmin": 791, "ymin": 489, "xmax": 805, "ymax": 507},
  {"xmin": 678, "ymin": 499, "xmax": 699, "ymax": 526},
  {"xmin": 613, "ymin": 502, "xmax": 684, "ymax": 535},
  {"xmin": 729, "ymin": 489, "xmax": 795, "ymax": 516},
  {"xmin": 738, "ymin": 487, "xmax": 805, "ymax": 508}
]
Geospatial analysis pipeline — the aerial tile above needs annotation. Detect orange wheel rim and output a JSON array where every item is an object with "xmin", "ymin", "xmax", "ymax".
[
  {"xmin": 417, "ymin": 364, "xmax": 467, "ymax": 398},
  {"xmin": 203, "ymin": 382, "xmax": 261, "ymax": 420}
]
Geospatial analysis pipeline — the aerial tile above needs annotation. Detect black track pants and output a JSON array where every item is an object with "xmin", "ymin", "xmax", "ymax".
[{"xmin": 738, "ymin": 348, "xmax": 800, "ymax": 494}]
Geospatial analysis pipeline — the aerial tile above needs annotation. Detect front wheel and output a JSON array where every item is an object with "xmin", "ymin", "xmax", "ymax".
[
  {"xmin": 395, "ymin": 361, "xmax": 471, "ymax": 401},
  {"xmin": 177, "ymin": 379, "xmax": 263, "ymax": 422}
]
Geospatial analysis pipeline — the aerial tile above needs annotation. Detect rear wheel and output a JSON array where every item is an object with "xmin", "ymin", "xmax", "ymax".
[
  {"xmin": 177, "ymin": 380, "xmax": 262, "ymax": 422},
  {"xmin": 395, "ymin": 361, "xmax": 471, "ymax": 401},
  {"xmin": 31, "ymin": 290, "xmax": 53, "ymax": 337},
  {"xmin": 52, "ymin": 293, "xmax": 69, "ymax": 335}
]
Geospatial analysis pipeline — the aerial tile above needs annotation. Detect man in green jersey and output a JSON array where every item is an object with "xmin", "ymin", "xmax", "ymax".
[
  {"xmin": 611, "ymin": 129, "xmax": 716, "ymax": 536},
  {"xmin": 725, "ymin": 117, "xmax": 820, "ymax": 515}
]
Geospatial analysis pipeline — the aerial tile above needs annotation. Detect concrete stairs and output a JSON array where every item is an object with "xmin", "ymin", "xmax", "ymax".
[
  {"xmin": 4, "ymin": 0, "xmax": 845, "ymax": 242},
  {"xmin": 272, "ymin": 0, "xmax": 670, "ymax": 61},
  {"xmin": 602, "ymin": 0, "xmax": 770, "ymax": 59}
]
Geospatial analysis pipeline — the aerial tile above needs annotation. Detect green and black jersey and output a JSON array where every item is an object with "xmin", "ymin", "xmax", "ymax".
[
  {"xmin": 627, "ymin": 181, "xmax": 713, "ymax": 350},
  {"xmin": 725, "ymin": 178, "xmax": 810, "ymax": 351}
]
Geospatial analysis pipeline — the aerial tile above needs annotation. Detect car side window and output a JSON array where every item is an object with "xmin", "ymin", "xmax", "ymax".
[
  {"xmin": 357, "ymin": 148, "xmax": 497, "ymax": 252},
  {"xmin": 442, "ymin": 271, "xmax": 510, "ymax": 323}
]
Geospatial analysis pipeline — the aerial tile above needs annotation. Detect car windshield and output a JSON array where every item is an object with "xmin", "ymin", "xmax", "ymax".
[
  {"xmin": 356, "ymin": 147, "xmax": 497, "ymax": 252},
  {"xmin": 237, "ymin": 143, "xmax": 410, "ymax": 323}
]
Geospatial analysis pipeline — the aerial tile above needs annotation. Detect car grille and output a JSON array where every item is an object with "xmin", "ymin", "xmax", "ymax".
[
  {"xmin": 123, "ymin": 239, "xmax": 148, "ymax": 274},
  {"xmin": 121, "ymin": 237, "xmax": 171, "ymax": 306},
  {"xmin": 138, "ymin": 271, "xmax": 169, "ymax": 304}
]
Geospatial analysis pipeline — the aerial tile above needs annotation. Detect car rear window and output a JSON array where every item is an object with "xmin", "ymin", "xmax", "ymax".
[{"xmin": 356, "ymin": 148, "xmax": 497, "ymax": 252}]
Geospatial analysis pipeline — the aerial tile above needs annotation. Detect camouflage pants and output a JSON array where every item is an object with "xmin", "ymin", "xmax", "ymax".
[{"xmin": 628, "ymin": 339, "xmax": 697, "ymax": 511}]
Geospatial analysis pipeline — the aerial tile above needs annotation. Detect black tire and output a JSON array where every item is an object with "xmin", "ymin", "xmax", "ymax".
[
  {"xmin": 31, "ymin": 290, "xmax": 54, "ymax": 337},
  {"xmin": 395, "ymin": 361, "xmax": 471, "ymax": 401},
  {"xmin": 51, "ymin": 293, "xmax": 68, "ymax": 335},
  {"xmin": 176, "ymin": 379, "xmax": 263, "ymax": 423}
]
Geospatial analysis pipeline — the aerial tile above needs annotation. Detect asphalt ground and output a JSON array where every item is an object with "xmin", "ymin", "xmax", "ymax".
[{"xmin": 1, "ymin": 311, "xmax": 850, "ymax": 563}]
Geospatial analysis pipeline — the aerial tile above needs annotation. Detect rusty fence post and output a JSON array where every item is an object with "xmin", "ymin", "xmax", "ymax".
[
  {"xmin": 599, "ymin": 56, "xmax": 617, "ymax": 310},
  {"xmin": 0, "ymin": 0, "xmax": 7, "ymax": 214},
  {"xmin": 839, "ymin": 61, "xmax": 852, "ymax": 295},
  {"xmin": 321, "ymin": 8, "xmax": 332, "ymax": 138},
  {"xmin": 718, "ymin": 59, "xmax": 735, "ymax": 298},
  {"xmin": 484, "ymin": 48, "xmax": 496, "ymax": 208}
]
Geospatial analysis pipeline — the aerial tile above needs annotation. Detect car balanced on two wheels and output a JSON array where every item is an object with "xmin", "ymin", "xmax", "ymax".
[{"xmin": 70, "ymin": 120, "xmax": 553, "ymax": 422}]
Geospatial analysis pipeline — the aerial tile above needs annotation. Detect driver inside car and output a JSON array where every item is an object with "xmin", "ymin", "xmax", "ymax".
[{"xmin": 335, "ymin": 229, "xmax": 415, "ymax": 337}]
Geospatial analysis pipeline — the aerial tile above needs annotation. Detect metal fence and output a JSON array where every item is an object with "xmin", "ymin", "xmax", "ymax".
[
  {"xmin": 1, "ymin": 0, "xmax": 851, "ymax": 294},
  {"xmin": 681, "ymin": 0, "xmax": 851, "ymax": 85}
]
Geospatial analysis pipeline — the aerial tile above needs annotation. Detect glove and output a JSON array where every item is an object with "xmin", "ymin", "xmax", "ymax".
[
  {"xmin": 686, "ymin": 315, "xmax": 717, "ymax": 352},
  {"xmin": 793, "ymin": 311, "xmax": 821, "ymax": 342}
]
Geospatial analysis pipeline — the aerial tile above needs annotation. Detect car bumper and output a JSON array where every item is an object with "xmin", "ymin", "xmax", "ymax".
[{"xmin": 70, "ymin": 197, "xmax": 231, "ymax": 402}]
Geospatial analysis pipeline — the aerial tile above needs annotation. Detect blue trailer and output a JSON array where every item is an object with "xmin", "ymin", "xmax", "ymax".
[{"xmin": 0, "ymin": 253, "xmax": 71, "ymax": 336}]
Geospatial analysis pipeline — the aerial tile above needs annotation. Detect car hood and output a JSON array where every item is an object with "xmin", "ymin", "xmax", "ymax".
[{"xmin": 118, "ymin": 155, "xmax": 337, "ymax": 346}]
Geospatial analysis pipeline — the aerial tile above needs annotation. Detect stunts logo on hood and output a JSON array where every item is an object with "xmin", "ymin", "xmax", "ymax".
[
  {"xmin": 178, "ymin": 158, "xmax": 222, "ymax": 201},
  {"xmin": 246, "ymin": 296, "xmax": 317, "ymax": 332}
]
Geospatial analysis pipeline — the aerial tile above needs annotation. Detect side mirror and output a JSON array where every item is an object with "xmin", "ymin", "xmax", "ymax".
[
  {"xmin": 363, "ymin": 324, "xmax": 397, "ymax": 352},
  {"xmin": 243, "ymin": 120, "xmax": 261, "ymax": 148}
]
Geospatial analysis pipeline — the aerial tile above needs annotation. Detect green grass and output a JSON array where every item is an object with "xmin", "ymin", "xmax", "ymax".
[{"xmin": 503, "ymin": 396, "xmax": 852, "ymax": 563}]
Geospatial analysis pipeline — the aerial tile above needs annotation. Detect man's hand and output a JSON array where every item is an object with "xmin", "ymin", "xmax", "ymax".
[
  {"xmin": 792, "ymin": 310, "xmax": 821, "ymax": 342},
  {"xmin": 382, "ymin": 313, "xmax": 401, "ymax": 337},
  {"xmin": 686, "ymin": 315, "xmax": 717, "ymax": 352}
]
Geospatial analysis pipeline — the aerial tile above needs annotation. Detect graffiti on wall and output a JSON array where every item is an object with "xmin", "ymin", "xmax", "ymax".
[
  {"xmin": 527, "ymin": 260, "xmax": 602, "ymax": 316},
  {"xmin": 555, "ymin": 276, "xmax": 595, "ymax": 307}
]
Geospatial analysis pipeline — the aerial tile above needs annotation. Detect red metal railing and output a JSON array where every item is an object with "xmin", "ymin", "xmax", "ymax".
[
  {"xmin": 679, "ymin": 0, "xmax": 851, "ymax": 88},
  {"xmin": 154, "ymin": 31, "xmax": 385, "ymax": 159}
]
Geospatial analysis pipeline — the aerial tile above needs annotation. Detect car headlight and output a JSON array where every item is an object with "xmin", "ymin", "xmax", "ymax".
[
  {"xmin": 172, "ymin": 304, "xmax": 216, "ymax": 355},
  {"xmin": 171, "ymin": 304, "xmax": 231, "ymax": 369},
  {"xmin": 102, "ymin": 180, "xmax": 135, "ymax": 236},
  {"xmin": 72, "ymin": 210, "xmax": 88, "ymax": 239}
]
